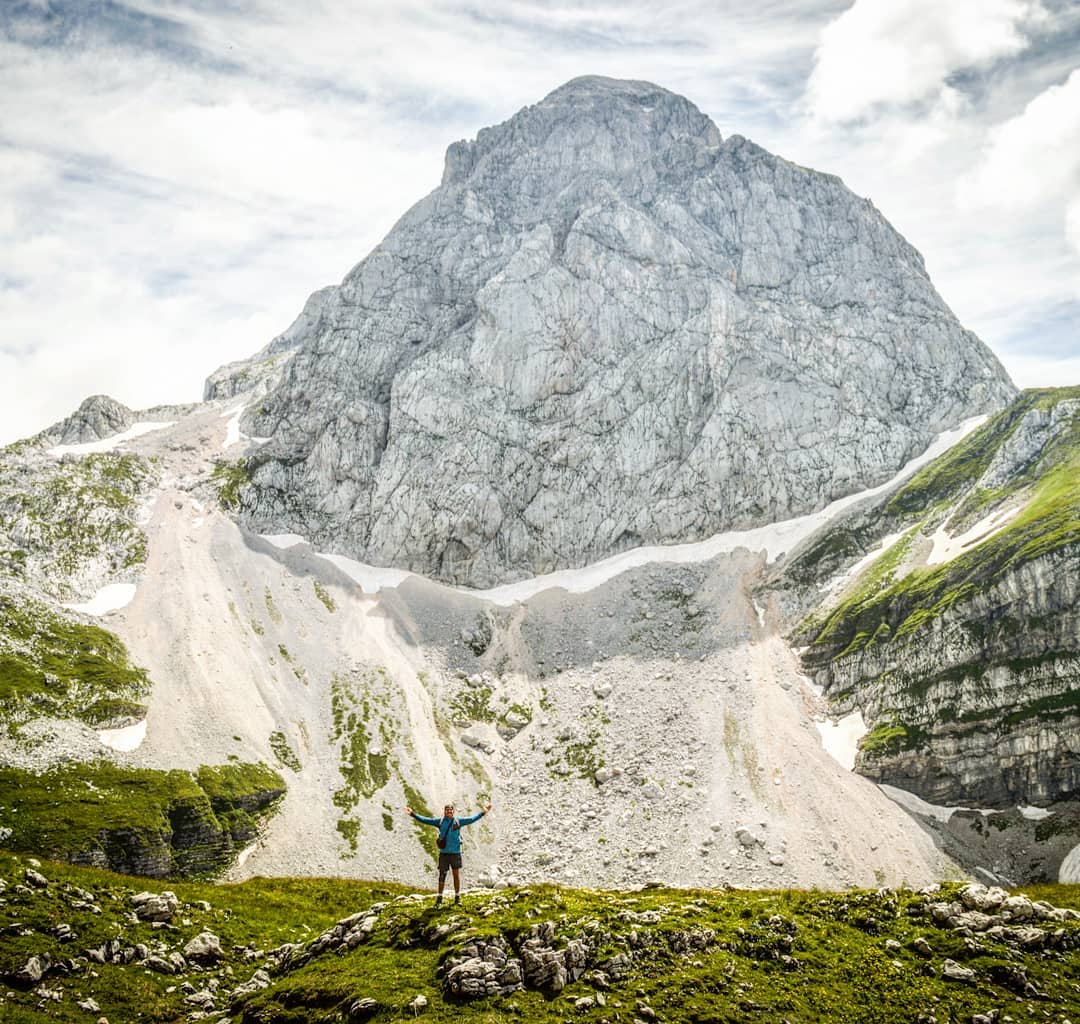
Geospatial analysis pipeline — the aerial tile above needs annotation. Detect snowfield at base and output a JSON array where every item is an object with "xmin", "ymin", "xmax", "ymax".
[
  {"xmin": 319, "ymin": 553, "xmax": 413, "ymax": 594},
  {"xmin": 262, "ymin": 416, "xmax": 986, "ymax": 605},
  {"xmin": 1018, "ymin": 804, "xmax": 1054, "ymax": 820},
  {"xmin": 97, "ymin": 718, "xmax": 147, "ymax": 752},
  {"xmin": 815, "ymin": 711, "xmax": 867, "ymax": 771},
  {"xmin": 47, "ymin": 421, "xmax": 175, "ymax": 457},
  {"xmin": 235, "ymin": 841, "xmax": 259, "ymax": 869},
  {"xmin": 63, "ymin": 583, "xmax": 137, "ymax": 616},
  {"xmin": 927, "ymin": 504, "xmax": 1023, "ymax": 566},
  {"xmin": 1061, "ymin": 843, "xmax": 1080, "ymax": 884}
]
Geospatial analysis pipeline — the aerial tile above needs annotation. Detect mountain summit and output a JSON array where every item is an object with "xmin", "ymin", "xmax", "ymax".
[{"xmin": 235, "ymin": 76, "xmax": 1014, "ymax": 587}]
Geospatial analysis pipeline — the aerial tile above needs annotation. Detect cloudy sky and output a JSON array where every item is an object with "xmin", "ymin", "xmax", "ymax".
[{"xmin": 1, "ymin": 0, "xmax": 1078, "ymax": 444}]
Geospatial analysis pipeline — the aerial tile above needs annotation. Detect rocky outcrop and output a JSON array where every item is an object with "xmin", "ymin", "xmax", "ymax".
[
  {"xmin": 813, "ymin": 549, "xmax": 1080, "ymax": 807},
  {"xmin": 791, "ymin": 390, "xmax": 1080, "ymax": 811},
  {"xmin": 69, "ymin": 778, "xmax": 284, "ymax": 879},
  {"xmin": 203, "ymin": 286, "xmax": 334, "ymax": 401},
  {"xmin": 235, "ymin": 75, "xmax": 1013, "ymax": 587},
  {"xmin": 0, "ymin": 762, "xmax": 285, "ymax": 880},
  {"xmin": 48, "ymin": 395, "xmax": 134, "ymax": 446}
]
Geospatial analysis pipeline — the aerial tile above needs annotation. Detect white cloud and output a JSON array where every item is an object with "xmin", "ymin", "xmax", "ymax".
[
  {"xmin": 1, "ymin": 1, "xmax": 1079, "ymax": 445},
  {"xmin": 965, "ymin": 67, "xmax": 1080, "ymax": 209},
  {"xmin": 1000, "ymin": 350, "xmax": 1080, "ymax": 389},
  {"xmin": 806, "ymin": 0, "xmax": 1044, "ymax": 123},
  {"xmin": 1067, "ymin": 197, "xmax": 1080, "ymax": 255}
]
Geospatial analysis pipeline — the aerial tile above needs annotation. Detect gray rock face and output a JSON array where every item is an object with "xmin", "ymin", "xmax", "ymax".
[
  {"xmin": 51, "ymin": 395, "xmax": 134, "ymax": 445},
  {"xmin": 204, "ymin": 287, "xmax": 334, "ymax": 402},
  {"xmin": 236, "ymin": 75, "xmax": 1013, "ymax": 587}
]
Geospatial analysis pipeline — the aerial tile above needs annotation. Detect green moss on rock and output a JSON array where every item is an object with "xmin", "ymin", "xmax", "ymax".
[
  {"xmin": 0, "ymin": 761, "xmax": 284, "ymax": 878},
  {"xmin": 0, "ymin": 593, "xmax": 150, "ymax": 728}
]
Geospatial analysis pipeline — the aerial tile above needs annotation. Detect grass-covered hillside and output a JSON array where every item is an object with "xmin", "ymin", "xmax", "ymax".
[
  {"xmin": 0, "ymin": 443, "xmax": 159, "ymax": 733},
  {"xmin": 798, "ymin": 387, "xmax": 1080, "ymax": 661},
  {"xmin": 0, "ymin": 590, "xmax": 150, "ymax": 730},
  {"xmin": 0, "ymin": 852, "xmax": 1078, "ymax": 1023},
  {"xmin": 0, "ymin": 762, "xmax": 285, "ymax": 879},
  {"xmin": 0, "ymin": 450, "xmax": 157, "ymax": 598},
  {"xmin": 780, "ymin": 387, "xmax": 1080, "ymax": 816}
]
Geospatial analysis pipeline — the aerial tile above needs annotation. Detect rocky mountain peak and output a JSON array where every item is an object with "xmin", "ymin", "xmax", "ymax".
[
  {"xmin": 50, "ymin": 394, "xmax": 134, "ymax": 446},
  {"xmin": 442, "ymin": 75, "xmax": 721, "ymax": 197},
  {"xmin": 236, "ymin": 77, "xmax": 1015, "ymax": 588}
]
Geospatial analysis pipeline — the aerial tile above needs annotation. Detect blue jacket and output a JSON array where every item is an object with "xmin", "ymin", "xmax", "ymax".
[{"xmin": 412, "ymin": 811, "xmax": 485, "ymax": 855}]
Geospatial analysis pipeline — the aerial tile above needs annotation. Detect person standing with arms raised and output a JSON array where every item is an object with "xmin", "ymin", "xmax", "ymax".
[{"xmin": 405, "ymin": 800, "xmax": 492, "ymax": 906}]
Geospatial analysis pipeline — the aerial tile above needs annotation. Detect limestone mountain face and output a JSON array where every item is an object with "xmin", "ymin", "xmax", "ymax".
[{"xmin": 235, "ymin": 75, "xmax": 1014, "ymax": 587}]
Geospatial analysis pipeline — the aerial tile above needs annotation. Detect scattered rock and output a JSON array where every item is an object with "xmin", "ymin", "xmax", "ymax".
[
  {"xmin": 941, "ymin": 959, "xmax": 976, "ymax": 983},
  {"xmin": 14, "ymin": 955, "xmax": 47, "ymax": 985},
  {"xmin": 348, "ymin": 998, "xmax": 379, "ymax": 1021},
  {"xmin": 144, "ymin": 956, "xmax": 176, "ymax": 975},
  {"xmin": 184, "ymin": 931, "xmax": 224, "ymax": 964},
  {"xmin": 911, "ymin": 937, "xmax": 933, "ymax": 958},
  {"xmin": 131, "ymin": 891, "xmax": 180, "ymax": 923},
  {"xmin": 230, "ymin": 969, "xmax": 272, "ymax": 1006},
  {"xmin": 735, "ymin": 827, "xmax": 759, "ymax": 848}
]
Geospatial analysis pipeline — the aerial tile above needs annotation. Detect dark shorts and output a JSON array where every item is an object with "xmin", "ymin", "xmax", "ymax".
[{"xmin": 438, "ymin": 853, "xmax": 463, "ymax": 874}]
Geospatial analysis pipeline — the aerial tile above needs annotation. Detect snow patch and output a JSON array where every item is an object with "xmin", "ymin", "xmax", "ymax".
[
  {"xmin": 927, "ymin": 504, "xmax": 1022, "ymax": 566},
  {"xmin": 221, "ymin": 404, "xmax": 246, "ymax": 450},
  {"xmin": 879, "ymin": 784, "xmax": 1000, "ymax": 823},
  {"xmin": 826, "ymin": 532, "xmax": 905, "ymax": 597},
  {"xmin": 63, "ymin": 583, "xmax": 137, "ymax": 616},
  {"xmin": 236, "ymin": 841, "xmax": 259, "ymax": 869},
  {"xmin": 48, "ymin": 421, "xmax": 175, "ymax": 456},
  {"xmin": 815, "ymin": 711, "xmax": 867, "ymax": 771},
  {"xmin": 261, "ymin": 533, "xmax": 308, "ymax": 550},
  {"xmin": 1061, "ymin": 843, "xmax": 1080, "ymax": 884},
  {"xmin": 1018, "ymin": 804, "xmax": 1053, "ymax": 820},
  {"xmin": 319, "ymin": 553, "xmax": 413, "ymax": 594},
  {"xmin": 97, "ymin": 718, "xmax": 147, "ymax": 752}
]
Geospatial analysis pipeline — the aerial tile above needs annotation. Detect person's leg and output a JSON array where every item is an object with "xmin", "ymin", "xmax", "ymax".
[
  {"xmin": 436, "ymin": 856, "xmax": 448, "ymax": 905},
  {"xmin": 451, "ymin": 866, "xmax": 461, "ymax": 901}
]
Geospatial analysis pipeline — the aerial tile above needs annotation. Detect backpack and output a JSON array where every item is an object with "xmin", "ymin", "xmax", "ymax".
[{"xmin": 436, "ymin": 817, "xmax": 459, "ymax": 850}]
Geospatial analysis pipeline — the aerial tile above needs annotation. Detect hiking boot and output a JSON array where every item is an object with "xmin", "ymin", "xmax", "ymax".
[
  {"xmin": 453, "ymin": 895, "xmax": 462, "ymax": 906},
  {"xmin": 434, "ymin": 895, "xmax": 442, "ymax": 908}
]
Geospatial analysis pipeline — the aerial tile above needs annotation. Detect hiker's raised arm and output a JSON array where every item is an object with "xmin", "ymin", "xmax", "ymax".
[
  {"xmin": 458, "ymin": 805, "xmax": 492, "ymax": 826},
  {"xmin": 405, "ymin": 807, "xmax": 439, "ymax": 826}
]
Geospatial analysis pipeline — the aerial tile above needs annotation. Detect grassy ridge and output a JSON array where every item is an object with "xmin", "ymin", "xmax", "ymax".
[
  {"xmin": 0, "ymin": 592, "xmax": 150, "ymax": 729},
  {"xmin": 802, "ymin": 388, "xmax": 1080, "ymax": 661},
  {"xmin": 0, "ymin": 762, "xmax": 284, "ymax": 877},
  {"xmin": 0, "ymin": 853, "xmax": 1079, "ymax": 1022}
]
